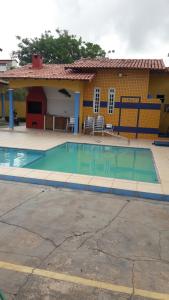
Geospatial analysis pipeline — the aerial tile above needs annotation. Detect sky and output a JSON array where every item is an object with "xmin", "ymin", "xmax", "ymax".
[{"xmin": 1, "ymin": 0, "xmax": 169, "ymax": 64}]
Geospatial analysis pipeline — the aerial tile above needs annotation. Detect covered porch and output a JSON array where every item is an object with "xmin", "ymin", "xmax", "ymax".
[
  {"xmin": 25, "ymin": 84, "xmax": 81, "ymax": 134},
  {"xmin": 44, "ymin": 87, "xmax": 75, "ymax": 131},
  {"xmin": 0, "ymin": 54, "xmax": 95, "ymax": 134},
  {"xmin": 6, "ymin": 81, "xmax": 82, "ymax": 135}
]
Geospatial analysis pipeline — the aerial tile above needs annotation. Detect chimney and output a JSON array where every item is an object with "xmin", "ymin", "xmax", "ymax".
[{"xmin": 32, "ymin": 54, "xmax": 43, "ymax": 69}]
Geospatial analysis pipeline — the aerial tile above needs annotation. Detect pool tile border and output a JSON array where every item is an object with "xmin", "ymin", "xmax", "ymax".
[{"xmin": 0, "ymin": 169, "xmax": 168, "ymax": 202}]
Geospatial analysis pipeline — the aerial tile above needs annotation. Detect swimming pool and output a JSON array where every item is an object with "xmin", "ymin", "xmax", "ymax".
[
  {"xmin": 0, "ymin": 143, "xmax": 158, "ymax": 183},
  {"xmin": 0, "ymin": 147, "xmax": 43, "ymax": 168}
]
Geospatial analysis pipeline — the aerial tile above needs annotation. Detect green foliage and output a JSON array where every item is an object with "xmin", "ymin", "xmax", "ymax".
[
  {"xmin": 13, "ymin": 88, "xmax": 27, "ymax": 101},
  {"xmin": 6, "ymin": 88, "xmax": 27, "ymax": 101},
  {"xmin": 12, "ymin": 29, "xmax": 106, "ymax": 65}
]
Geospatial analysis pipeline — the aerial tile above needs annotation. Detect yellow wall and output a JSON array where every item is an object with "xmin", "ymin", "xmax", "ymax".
[
  {"xmin": 83, "ymin": 69, "xmax": 150, "ymax": 125},
  {"xmin": 149, "ymin": 71, "xmax": 169, "ymax": 134},
  {"xmin": 83, "ymin": 69, "xmax": 160, "ymax": 139},
  {"xmin": 9, "ymin": 78, "xmax": 84, "ymax": 89},
  {"xmin": 0, "ymin": 99, "xmax": 26, "ymax": 118},
  {"xmin": 84, "ymin": 69, "xmax": 149, "ymax": 100},
  {"xmin": 137, "ymin": 98, "xmax": 161, "ymax": 139},
  {"xmin": 2, "ymin": 72, "xmax": 162, "ymax": 139}
]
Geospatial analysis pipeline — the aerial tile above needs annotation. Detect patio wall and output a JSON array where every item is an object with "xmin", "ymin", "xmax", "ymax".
[
  {"xmin": 2, "ymin": 71, "xmax": 164, "ymax": 139},
  {"xmin": 0, "ymin": 99, "xmax": 26, "ymax": 119},
  {"xmin": 149, "ymin": 71, "xmax": 169, "ymax": 135},
  {"xmin": 44, "ymin": 87, "xmax": 74, "ymax": 117},
  {"xmin": 83, "ymin": 69, "xmax": 161, "ymax": 139}
]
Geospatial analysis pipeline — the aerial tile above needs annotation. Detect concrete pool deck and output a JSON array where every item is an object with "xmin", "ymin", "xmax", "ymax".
[
  {"xmin": 0, "ymin": 126, "xmax": 169, "ymax": 201},
  {"xmin": 1, "ymin": 181, "xmax": 169, "ymax": 299}
]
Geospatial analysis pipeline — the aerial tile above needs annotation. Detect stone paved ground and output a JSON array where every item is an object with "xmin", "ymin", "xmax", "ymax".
[{"xmin": 0, "ymin": 180, "xmax": 169, "ymax": 299}]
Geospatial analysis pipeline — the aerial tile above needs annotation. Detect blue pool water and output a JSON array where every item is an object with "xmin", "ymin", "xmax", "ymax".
[
  {"xmin": 0, "ymin": 147, "xmax": 43, "ymax": 168},
  {"xmin": 0, "ymin": 143, "xmax": 158, "ymax": 183}
]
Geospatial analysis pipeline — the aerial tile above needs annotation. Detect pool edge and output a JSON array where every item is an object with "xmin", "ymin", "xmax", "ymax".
[{"xmin": 0, "ymin": 174, "xmax": 168, "ymax": 203}]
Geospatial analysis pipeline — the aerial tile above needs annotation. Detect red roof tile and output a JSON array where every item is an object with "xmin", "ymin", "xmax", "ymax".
[
  {"xmin": 0, "ymin": 64, "xmax": 95, "ymax": 81},
  {"xmin": 1, "ymin": 59, "xmax": 166, "ymax": 82},
  {"xmin": 65, "ymin": 58, "xmax": 165, "ymax": 70}
]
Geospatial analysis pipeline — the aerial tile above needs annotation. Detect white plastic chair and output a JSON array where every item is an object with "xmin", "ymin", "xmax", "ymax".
[
  {"xmin": 93, "ymin": 115, "xmax": 104, "ymax": 135},
  {"xmin": 66, "ymin": 117, "xmax": 75, "ymax": 132},
  {"xmin": 83, "ymin": 116, "xmax": 95, "ymax": 134}
]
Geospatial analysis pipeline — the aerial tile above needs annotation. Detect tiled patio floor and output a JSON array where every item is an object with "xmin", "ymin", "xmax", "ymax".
[{"xmin": 0, "ymin": 126, "xmax": 168, "ymax": 200}]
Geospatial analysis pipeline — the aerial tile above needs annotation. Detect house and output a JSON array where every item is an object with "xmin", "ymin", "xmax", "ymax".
[
  {"xmin": 0, "ymin": 54, "xmax": 169, "ymax": 139},
  {"xmin": 0, "ymin": 79, "xmax": 8, "ymax": 119},
  {"xmin": 0, "ymin": 59, "xmax": 18, "ymax": 72}
]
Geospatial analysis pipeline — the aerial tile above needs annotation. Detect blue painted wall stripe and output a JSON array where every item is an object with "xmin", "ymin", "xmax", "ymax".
[
  {"xmin": 83, "ymin": 101, "xmax": 93, "ymax": 107},
  {"xmin": 100, "ymin": 101, "xmax": 107, "ymax": 108},
  {"xmin": 83, "ymin": 101, "xmax": 161, "ymax": 110},
  {"xmin": 114, "ymin": 126, "xmax": 159, "ymax": 134},
  {"xmin": 115, "ymin": 102, "xmax": 161, "ymax": 109}
]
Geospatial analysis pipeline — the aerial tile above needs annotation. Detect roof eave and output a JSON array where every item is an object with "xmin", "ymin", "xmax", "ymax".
[
  {"xmin": 65, "ymin": 66, "xmax": 165, "ymax": 71},
  {"xmin": 0, "ymin": 76, "xmax": 94, "ymax": 81},
  {"xmin": 0, "ymin": 79, "xmax": 9, "ymax": 85}
]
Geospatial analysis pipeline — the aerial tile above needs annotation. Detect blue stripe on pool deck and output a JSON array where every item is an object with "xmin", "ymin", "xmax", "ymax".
[
  {"xmin": 0, "ymin": 174, "xmax": 168, "ymax": 202},
  {"xmin": 83, "ymin": 101, "xmax": 161, "ymax": 110}
]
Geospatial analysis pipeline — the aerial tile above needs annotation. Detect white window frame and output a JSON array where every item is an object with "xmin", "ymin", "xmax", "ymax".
[
  {"xmin": 108, "ymin": 88, "xmax": 115, "ymax": 114},
  {"xmin": 93, "ymin": 87, "xmax": 100, "ymax": 113}
]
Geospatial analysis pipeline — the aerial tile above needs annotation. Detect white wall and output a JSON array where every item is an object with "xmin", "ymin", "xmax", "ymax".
[
  {"xmin": 0, "ymin": 65, "xmax": 7, "ymax": 72},
  {"xmin": 0, "ymin": 60, "xmax": 18, "ymax": 72},
  {"xmin": 44, "ymin": 87, "xmax": 74, "ymax": 117}
]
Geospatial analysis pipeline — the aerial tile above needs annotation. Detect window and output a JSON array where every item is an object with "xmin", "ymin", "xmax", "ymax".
[
  {"xmin": 93, "ymin": 88, "xmax": 100, "ymax": 113},
  {"xmin": 157, "ymin": 94, "xmax": 165, "ymax": 103},
  {"xmin": 108, "ymin": 88, "xmax": 115, "ymax": 114}
]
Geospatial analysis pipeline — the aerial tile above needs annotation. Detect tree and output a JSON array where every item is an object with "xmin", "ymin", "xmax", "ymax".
[
  {"xmin": 12, "ymin": 29, "xmax": 106, "ymax": 65},
  {"xmin": 13, "ymin": 88, "xmax": 27, "ymax": 101},
  {"xmin": 5, "ymin": 88, "xmax": 27, "ymax": 102}
]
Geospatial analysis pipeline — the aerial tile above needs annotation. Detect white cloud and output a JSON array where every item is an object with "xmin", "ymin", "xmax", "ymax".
[
  {"xmin": 0, "ymin": 0, "xmax": 57, "ymax": 58},
  {"xmin": 0, "ymin": 0, "xmax": 169, "ymax": 62}
]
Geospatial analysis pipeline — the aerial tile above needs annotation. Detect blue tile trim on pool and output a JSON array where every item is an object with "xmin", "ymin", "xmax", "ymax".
[{"xmin": 0, "ymin": 174, "xmax": 168, "ymax": 202}]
